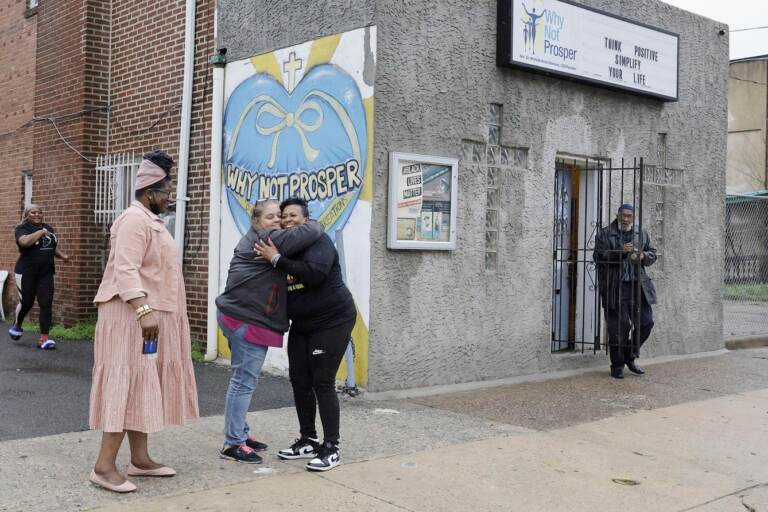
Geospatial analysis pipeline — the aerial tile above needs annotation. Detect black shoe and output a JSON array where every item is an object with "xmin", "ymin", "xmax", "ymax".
[
  {"xmin": 306, "ymin": 442, "xmax": 340, "ymax": 472},
  {"xmin": 626, "ymin": 361, "xmax": 645, "ymax": 375},
  {"xmin": 610, "ymin": 367, "xmax": 624, "ymax": 379},
  {"xmin": 277, "ymin": 437, "xmax": 320, "ymax": 460},
  {"xmin": 220, "ymin": 444, "xmax": 263, "ymax": 464},
  {"xmin": 245, "ymin": 435, "xmax": 268, "ymax": 452}
]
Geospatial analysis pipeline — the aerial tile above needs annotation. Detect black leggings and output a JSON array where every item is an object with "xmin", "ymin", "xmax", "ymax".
[
  {"xmin": 287, "ymin": 318, "xmax": 355, "ymax": 445},
  {"xmin": 15, "ymin": 272, "xmax": 55, "ymax": 335}
]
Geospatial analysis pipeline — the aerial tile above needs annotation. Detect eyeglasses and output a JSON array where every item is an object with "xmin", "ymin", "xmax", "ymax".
[{"xmin": 150, "ymin": 189, "xmax": 175, "ymax": 201}]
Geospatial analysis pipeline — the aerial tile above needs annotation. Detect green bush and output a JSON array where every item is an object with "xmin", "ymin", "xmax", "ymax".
[
  {"xmin": 191, "ymin": 339, "xmax": 206, "ymax": 362},
  {"xmin": 21, "ymin": 320, "xmax": 96, "ymax": 341},
  {"xmin": 19, "ymin": 320, "xmax": 209, "ymax": 359}
]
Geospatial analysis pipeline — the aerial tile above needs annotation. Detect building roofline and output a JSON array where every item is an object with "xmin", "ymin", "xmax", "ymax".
[{"xmin": 731, "ymin": 54, "xmax": 768, "ymax": 64}]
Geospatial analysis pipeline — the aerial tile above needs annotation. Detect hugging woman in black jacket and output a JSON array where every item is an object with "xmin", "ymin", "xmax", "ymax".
[{"xmin": 255, "ymin": 197, "xmax": 356, "ymax": 472}]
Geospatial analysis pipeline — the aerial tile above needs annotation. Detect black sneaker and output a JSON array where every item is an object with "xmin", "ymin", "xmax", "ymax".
[
  {"xmin": 277, "ymin": 437, "xmax": 319, "ymax": 460},
  {"xmin": 220, "ymin": 444, "xmax": 263, "ymax": 464},
  {"xmin": 306, "ymin": 442, "xmax": 340, "ymax": 472},
  {"xmin": 245, "ymin": 435, "xmax": 268, "ymax": 452}
]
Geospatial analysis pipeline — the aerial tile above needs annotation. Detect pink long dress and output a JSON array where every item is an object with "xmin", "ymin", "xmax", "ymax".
[{"xmin": 88, "ymin": 202, "xmax": 199, "ymax": 433}]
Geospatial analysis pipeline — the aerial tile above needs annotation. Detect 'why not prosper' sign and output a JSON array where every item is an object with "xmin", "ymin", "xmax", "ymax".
[{"xmin": 497, "ymin": 0, "xmax": 679, "ymax": 101}]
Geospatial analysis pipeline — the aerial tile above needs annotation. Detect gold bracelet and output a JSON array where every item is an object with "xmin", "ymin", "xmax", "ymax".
[
  {"xmin": 136, "ymin": 310, "xmax": 153, "ymax": 321},
  {"xmin": 135, "ymin": 305, "xmax": 153, "ymax": 321},
  {"xmin": 135, "ymin": 304, "xmax": 151, "ymax": 315}
]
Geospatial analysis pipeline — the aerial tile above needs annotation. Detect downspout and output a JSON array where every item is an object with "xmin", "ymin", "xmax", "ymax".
[
  {"xmin": 205, "ymin": 12, "xmax": 226, "ymax": 361},
  {"xmin": 174, "ymin": 0, "xmax": 196, "ymax": 262}
]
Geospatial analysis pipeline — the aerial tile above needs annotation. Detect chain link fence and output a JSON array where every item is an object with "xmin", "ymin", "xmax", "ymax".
[{"xmin": 724, "ymin": 193, "xmax": 768, "ymax": 338}]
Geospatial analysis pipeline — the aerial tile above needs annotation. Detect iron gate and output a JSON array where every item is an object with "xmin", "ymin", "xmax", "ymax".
[{"xmin": 551, "ymin": 157, "xmax": 646, "ymax": 354}]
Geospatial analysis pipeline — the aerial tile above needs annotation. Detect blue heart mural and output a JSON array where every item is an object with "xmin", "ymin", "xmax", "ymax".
[{"xmin": 222, "ymin": 63, "xmax": 368, "ymax": 238}]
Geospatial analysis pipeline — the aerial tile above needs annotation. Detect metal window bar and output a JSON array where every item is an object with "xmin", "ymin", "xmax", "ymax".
[
  {"xmin": 551, "ymin": 157, "xmax": 645, "ymax": 355},
  {"xmin": 95, "ymin": 152, "xmax": 138, "ymax": 224}
]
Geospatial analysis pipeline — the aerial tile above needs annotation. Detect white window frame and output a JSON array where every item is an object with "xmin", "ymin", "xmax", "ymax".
[{"xmin": 23, "ymin": 171, "xmax": 33, "ymax": 209}]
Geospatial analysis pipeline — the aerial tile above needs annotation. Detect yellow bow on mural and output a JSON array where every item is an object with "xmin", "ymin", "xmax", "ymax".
[{"xmin": 254, "ymin": 97, "xmax": 323, "ymax": 168}]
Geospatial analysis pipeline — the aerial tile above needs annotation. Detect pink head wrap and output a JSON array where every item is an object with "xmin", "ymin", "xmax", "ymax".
[{"xmin": 135, "ymin": 159, "xmax": 168, "ymax": 190}]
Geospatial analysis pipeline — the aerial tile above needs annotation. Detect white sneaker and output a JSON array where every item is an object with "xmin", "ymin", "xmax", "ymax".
[
  {"xmin": 306, "ymin": 442, "xmax": 340, "ymax": 472},
  {"xmin": 277, "ymin": 437, "xmax": 319, "ymax": 460}
]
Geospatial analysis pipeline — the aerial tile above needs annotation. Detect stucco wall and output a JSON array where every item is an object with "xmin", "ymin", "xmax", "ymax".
[{"xmin": 218, "ymin": 0, "xmax": 728, "ymax": 392}]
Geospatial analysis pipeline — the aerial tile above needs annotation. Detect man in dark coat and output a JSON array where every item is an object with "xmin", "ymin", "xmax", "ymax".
[{"xmin": 594, "ymin": 203, "xmax": 657, "ymax": 379}]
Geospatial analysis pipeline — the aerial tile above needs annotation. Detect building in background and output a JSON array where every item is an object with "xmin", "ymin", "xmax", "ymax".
[
  {"xmin": 0, "ymin": 0, "xmax": 731, "ymax": 393},
  {"xmin": 0, "ymin": 1, "xmax": 37, "ymax": 310},
  {"xmin": 0, "ymin": 0, "xmax": 214, "ymax": 339},
  {"xmin": 726, "ymin": 55, "xmax": 767, "ymax": 194},
  {"xmin": 214, "ymin": 0, "xmax": 729, "ymax": 391}
]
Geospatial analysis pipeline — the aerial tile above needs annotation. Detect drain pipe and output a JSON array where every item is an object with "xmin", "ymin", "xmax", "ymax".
[
  {"xmin": 173, "ymin": 0, "xmax": 196, "ymax": 263},
  {"xmin": 205, "ymin": 21, "xmax": 226, "ymax": 361}
]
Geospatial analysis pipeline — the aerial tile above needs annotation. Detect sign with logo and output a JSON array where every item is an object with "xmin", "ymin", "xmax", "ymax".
[
  {"xmin": 219, "ymin": 27, "xmax": 375, "ymax": 384},
  {"xmin": 497, "ymin": 0, "xmax": 679, "ymax": 101}
]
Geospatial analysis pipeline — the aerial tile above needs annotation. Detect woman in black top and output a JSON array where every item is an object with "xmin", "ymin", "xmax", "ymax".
[
  {"xmin": 9, "ymin": 204, "xmax": 69, "ymax": 349},
  {"xmin": 255, "ymin": 197, "xmax": 355, "ymax": 472}
]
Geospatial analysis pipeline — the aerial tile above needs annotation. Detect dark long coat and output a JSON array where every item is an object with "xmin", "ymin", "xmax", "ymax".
[{"xmin": 593, "ymin": 219, "xmax": 658, "ymax": 310}]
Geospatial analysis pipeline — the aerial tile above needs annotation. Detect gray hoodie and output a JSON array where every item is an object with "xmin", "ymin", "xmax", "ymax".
[{"xmin": 215, "ymin": 221, "xmax": 323, "ymax": 333}]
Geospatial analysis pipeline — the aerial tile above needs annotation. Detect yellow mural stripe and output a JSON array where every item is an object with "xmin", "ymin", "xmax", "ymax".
[
  {"xmin": 335, "ymin": 306, "xmax": 369, "ymax": 386},
  {"xmin": 217, "ymin": 327, "xmax": 231, "ymax": 359},
  {"xmin": 317, "ymin": 193, "xmax": 353, "ymax": 230},
  {"xmin": 359, "ymin": 97, "xmax": 374, "ymax": 202},
  {"xmin": 306, "ymin": 32, "xmax": 343, "ymax": 72},
  {"xmin": 250, "ymin": 53, "xmax": 283, "ymax": 84}
]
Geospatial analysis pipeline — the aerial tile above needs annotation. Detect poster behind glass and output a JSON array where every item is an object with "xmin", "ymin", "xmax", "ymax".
[{"xmin": 388, "ymin": 153, "xmax": 457, "ymax": 250}]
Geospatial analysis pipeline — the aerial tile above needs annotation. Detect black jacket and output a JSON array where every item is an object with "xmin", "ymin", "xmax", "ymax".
[
  {"xmin": 276, "ymin": 233, "xmax": 356, "ymax": 331},
  {"xmin": 593, "ymin": 220, "xmax": 657, "ymax": 310}
]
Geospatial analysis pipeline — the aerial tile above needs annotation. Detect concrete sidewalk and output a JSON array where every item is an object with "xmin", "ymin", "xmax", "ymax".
[{"xmin": 2, "ymin": 348, "xmax": 768, "ymax": 511}]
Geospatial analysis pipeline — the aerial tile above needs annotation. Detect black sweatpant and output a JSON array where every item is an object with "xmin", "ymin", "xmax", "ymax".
[
  {"xmin": 604, "ymin": 281, "xmax": 654, "ymax": 369},
  {"xmin": 15, "ymin": 272, "xmax": 55, "ymax": 335},
  {"xmin": 287, "ymin": 317, "xmax": 355, "ymax": 445}
]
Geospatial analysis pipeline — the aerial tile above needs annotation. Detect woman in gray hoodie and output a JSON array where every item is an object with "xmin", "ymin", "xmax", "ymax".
[{"xmin": 215, "ymin": 199, "xmax": 323, "ymax": 464}]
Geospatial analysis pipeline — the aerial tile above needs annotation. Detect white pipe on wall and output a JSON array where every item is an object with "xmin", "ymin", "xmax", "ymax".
[
  {"xmin": 174, "ymin": 0, "xmax": 196, "ymax": 263},
  {"xmin": 205, "ymin": 8, "xmax": 225, "ymax": 362}
]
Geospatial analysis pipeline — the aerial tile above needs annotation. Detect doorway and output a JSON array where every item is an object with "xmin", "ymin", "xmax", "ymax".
[{"xmin": 551, "ymin": 156, "xmax": 646, "ymax": 353}]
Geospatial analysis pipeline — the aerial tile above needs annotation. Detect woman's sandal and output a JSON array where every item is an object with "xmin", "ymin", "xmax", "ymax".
[
  {"xmin": 89, "ymin": 470, "xmax": 137, "ymax": 493},
  {"xmin": 127, "ymin": 463, "xmax": 176, "ymax": 477}
]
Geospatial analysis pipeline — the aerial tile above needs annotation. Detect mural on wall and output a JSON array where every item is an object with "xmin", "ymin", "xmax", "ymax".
[{"xmin": 219, "ymin": 26, "xmax": 376, "ymax": 384}]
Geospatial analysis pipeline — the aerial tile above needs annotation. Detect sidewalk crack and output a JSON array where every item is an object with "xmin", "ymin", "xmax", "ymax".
[
  {"xmin": 317, "ymin": 474, "xmax": 417, "ymax": 512},
  {"xmin": 678, "ymin": 482, "xmax": 768, "ymax": 511}
]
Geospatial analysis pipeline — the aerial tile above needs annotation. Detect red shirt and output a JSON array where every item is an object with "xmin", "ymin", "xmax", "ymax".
[{"xmin": 218, "ymin": 312, "xmax": 283, "ymax": 347}]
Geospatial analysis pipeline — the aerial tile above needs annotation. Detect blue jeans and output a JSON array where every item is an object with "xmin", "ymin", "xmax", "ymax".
[{"xmin": 219, "ymin": 311, "xmax": 269, "ymax": 446}]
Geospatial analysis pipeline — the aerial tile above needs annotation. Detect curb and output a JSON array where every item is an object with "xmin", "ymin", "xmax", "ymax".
[{"xmin": 725, "ymin": 335, "xmax": 768, "ymax": 350}]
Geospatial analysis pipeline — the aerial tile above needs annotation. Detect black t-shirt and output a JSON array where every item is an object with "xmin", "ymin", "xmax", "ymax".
[
  {"xmin": 15, "ymin": 222, "xmax": 57, "ymax": 275},
  {"xmin": 277, "ymin": 234, "xmax": 356, "ymax": 331}
]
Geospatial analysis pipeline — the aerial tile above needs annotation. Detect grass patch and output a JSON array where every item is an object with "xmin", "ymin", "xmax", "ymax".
[
  {"xmin": 21, "ymin": 319, "xmax": 97, "ymax": 340},
  {"xmin": 191, "ymin": 339, "xmax": 206, "ymax": 362},
  {"xmin": 723, "ymin": 283, "xmax": 768, "ymax": 302},
  {"xmin": 19, "ymin": 320, "xmax": 209, "ymax": 358}
]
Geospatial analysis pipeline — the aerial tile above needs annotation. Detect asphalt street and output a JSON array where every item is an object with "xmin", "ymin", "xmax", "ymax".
[{"xmin": 0, "ymin": 325, "xmax": 293, "ymax": 442}]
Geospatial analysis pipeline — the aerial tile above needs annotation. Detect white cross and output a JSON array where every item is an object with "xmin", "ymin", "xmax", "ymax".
[{"xmin": 283, "ymin": 52, "xmax": 303, "ymax": 93}]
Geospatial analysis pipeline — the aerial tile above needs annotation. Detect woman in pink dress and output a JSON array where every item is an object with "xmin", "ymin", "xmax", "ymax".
[{"xmin": 88, "ymin": 150, "xmax": 199, "ymax": 493}]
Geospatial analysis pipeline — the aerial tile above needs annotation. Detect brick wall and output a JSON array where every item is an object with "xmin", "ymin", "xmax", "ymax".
[
  {"xmin": 101, "ymin": 0, "xmax": 214, "ymax": 340},
  {"xmin": 184, "ymin": 0, "xmax": 214, "ymax": 341},
  {"xmin": 33, "ymin": 0, "xmax": 103, "ymax": 322},
  {"xmin": 0, "ymin": 0, "xmax": 214, "ymax": 340},
  {"xmin": 0, "ymin": 1, "xmax": 36, "ymax": 315}
]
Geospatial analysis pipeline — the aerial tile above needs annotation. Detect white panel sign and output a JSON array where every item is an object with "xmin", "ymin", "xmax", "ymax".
[{"xmin": 498, "ymin": 0, "xmax": 679, "ymax": 101}]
